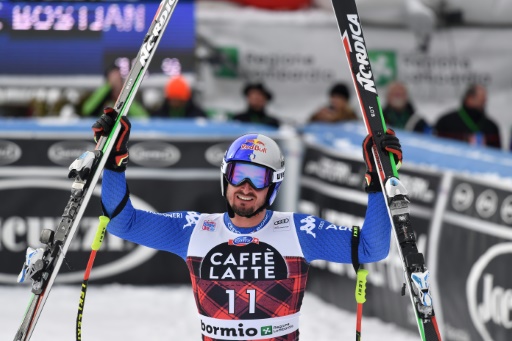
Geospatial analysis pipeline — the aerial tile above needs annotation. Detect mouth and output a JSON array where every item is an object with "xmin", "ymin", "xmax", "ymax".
[{"xmin": 236, "ymin": 193, "xmax": 255, "ymax": 202}]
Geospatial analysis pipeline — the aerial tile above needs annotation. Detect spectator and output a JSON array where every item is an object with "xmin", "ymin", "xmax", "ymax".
[
  {"xmin": 434, "ymin": 84, "xmax": 501, "ymax": 149},
  {"xmin": 383, "ymin": 81, "xmax": 430, "ymax": 133},
  {"xmin": 81, "ymin": 65, "xmax": 149, "ymax": 118},
  {"xmin": 152, "ymin": 75, "xmax": 207, "ymax": 118},
  {"xmin": 309, "ymin": 83, "xmax": 357, "ymax": 123},
  {"xmin": 233, "ymin": 82, "xmax": 280, "ymax": 127}
]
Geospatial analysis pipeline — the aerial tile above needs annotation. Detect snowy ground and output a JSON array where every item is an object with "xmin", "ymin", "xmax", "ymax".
[{"xmin": 1, "ymin": 284, "xmax": 417, "ymax": 340}]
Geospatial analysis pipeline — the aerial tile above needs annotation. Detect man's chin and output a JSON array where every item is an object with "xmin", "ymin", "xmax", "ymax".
[{"xmin": 232, "ymin": 205, "xmax": 256, "ymax": 218}]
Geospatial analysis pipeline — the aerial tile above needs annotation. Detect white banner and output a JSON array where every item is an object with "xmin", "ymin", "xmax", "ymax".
[{"xmin": 197, "ymin": 7, "xmax": 512, "ymax": 146}]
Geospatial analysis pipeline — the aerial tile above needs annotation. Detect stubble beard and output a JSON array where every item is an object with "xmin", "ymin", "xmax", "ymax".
[{"xmin": 231, "ymin": 202, "xmax": 257, "ymax": 218}]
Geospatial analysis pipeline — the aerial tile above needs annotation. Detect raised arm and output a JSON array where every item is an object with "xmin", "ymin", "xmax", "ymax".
[
  {"xmin": 93, "ymin": 108, "xmax": 196, "ymax": 260},
  {"xmin": 297, "ymin": 130, "xmax": 402, "ymax": 264}
]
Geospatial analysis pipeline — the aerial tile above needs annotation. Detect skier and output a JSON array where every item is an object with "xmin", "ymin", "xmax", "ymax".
[{"xmin": 93, "ymin": 107, "xmax": 402, "ymax": 341}]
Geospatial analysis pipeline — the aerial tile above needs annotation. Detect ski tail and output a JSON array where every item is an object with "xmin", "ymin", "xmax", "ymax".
[
  {"xmin": 330, "ymin": 0, "xmax": 442, "ymax": 340},
  {"xmin": 13, "ymin": 1, "xmax": 179, "ymax": 340}
]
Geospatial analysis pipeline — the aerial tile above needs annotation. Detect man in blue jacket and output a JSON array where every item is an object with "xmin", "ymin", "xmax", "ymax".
[{"xmin": 93, "ymin": 107, "xmax": 401, "ymax": 341}]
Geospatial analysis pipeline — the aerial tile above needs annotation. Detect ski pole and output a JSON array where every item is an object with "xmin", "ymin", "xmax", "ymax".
[
  {"xmin": 351, "ymin": 226, "xmax": 368, "ymax": 340},
  {"xmin": 76, "ymin": 216, "xmax": 109, "ymax": 341},
  {"xmin": 355, "ymin": 268, "xmax": 369, "ymax": 341}
]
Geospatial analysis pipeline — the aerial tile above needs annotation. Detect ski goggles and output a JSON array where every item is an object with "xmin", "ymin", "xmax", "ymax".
[{"xmin": 224, "ymin": 162, "xmax": 274, "ymax": 189}]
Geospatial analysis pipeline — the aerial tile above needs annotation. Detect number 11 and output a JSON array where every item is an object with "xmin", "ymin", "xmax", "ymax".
[{"xmin": 226, "ymin": 289, "xmax": 256, "ymax": 314}]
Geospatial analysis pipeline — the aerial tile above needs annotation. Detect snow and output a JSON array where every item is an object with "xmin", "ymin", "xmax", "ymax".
[{"xmin": 1, "ymin": 284, "xmax": 416, "ymax": 340}]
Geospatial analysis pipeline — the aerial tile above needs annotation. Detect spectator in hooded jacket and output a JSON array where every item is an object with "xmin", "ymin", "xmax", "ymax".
[
  {"xmin": 434, "ymin": 84, "xmax": 501, "ymax": 149},
  {"xmin": 309, "ymin": 83, "xmax": 357, "ymax": 123},
  {"xmin": 382, "ymin": 81, "xmax": 430, "ymax": 133},
  {"xmin": 232, "ymin": 82, "xmax": 280, "ymax": 128},
  {"xmin": 152, "ymin": 75, "xmax": 207, "ymax": 118}
]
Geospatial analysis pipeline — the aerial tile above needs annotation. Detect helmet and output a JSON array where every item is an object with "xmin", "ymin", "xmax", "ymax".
[{"xmin": 221, "ymin": 133, "xmax": 285, "ymax": 207}]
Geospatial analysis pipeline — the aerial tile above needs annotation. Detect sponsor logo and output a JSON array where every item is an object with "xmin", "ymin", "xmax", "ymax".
[
  {"xmin": 452, "ymin": 182, "xmax": 474, "ymax": 212},
  {"xmin": 368, "ymin": 50, "xmax": 397, "ymax": 87},
  {"xmin": 47, "ymin": 141, "xmax": 96, "ymax": 166},
  {"xmin": 345, "ymin": 14, "xmax": 377, "ymax": 94},
  {"xmin": 372, "ymin": 144, "xmax": 384, "ymax": 174},
  {"xmin": 323, "ymin": 208, "xmax": 364, "ymax": 230},
  {"xmin": 163, "ymin": 212, "xmax": 182, "ymax": 219},
  {"xmin": 202, "ymin": 220, "xmax": 216, "ymax": 232},
  {"xmin": 261, "ymin": 325, "xmax": 273, "ymax": 336},
  {"xmin": 201, "ymin": 320, "xmax": 295, "ymax": 338},
  {"xmin": 205, "ymin": 143, "xmax": 230, "ymax": 167},
  {"xmin": 276, "ymin": 171, "xmax": 284, "ymax": 181},
  {"xmin": 325, "ymin": 224, "xmax": 352, "ymax": 231},
  {"xmin": 201, "ymin": 320, "xmax": 258, "ymax": 338},
  {"xmin": 274, "ymin": 218, "xmax": 289, "ymax": 225},
  {"xmin": 183, "ymin": 211, "xmax": 200, "ymax": 229},
  {"xmin": 271, "ymin": 322, "xmax": 294, "ymax": 334},
  {"xmin": 304, "ymin": 156, "xmax": 359, "ymax": 186},
  {"xmin": 242, "ymin": 139, "xmax": 267, "ymax": 153},
  {"xmin": 202, "ymin": 242, "xmax": 287, "ymax": 280},
  {"xmin": 273, "ymin": 218, "xmax": 290, "ymax": 231},
  {"xmin": 213, "ymin": 46, "xmax": 239, "ymax": 78},
  {"xmin": 299, "ymin": 216, "xmax": 316, "ymax": 238},
  {"xmin": 226, "ymin": 212, "xmax": 271, "ymax": 234},
  {"xmin": 402, "ymin": 53, "xmax": 489, "ymax": 90},
  {"xmin": 0, "ymin": 140, "xmax": 22, "ymax": 165},
  {"xmin": 246, "ymin": 139, "xmax": 265, "ymax": 146},
  {"xmin": 228, "ymin": 236, "xmax": 259, "ymax": 246},
  {"xmin": 139, "ymin": 0, "xmax": 176, "ymax": 67},
  {"xmin": 475, "ymin": 189, "xmax": 498, "ymax": 219},
  {"xmin": 500, "ymin": 195, "xmax": 512, "ymax": 225},
  {"xmin": 129, "ymin": 141, "xmax": 180, "ymax": 168},
  {"xmin": 467, "ymin": 243, "xmax": 512, "ymax": 340},
  {"xmin": 243, "ymin": 52, "xmax": 334, "ymax": 83},
  {"xmin": 0, "ymin": 178, "xmax": 157, "ymax": 284}
]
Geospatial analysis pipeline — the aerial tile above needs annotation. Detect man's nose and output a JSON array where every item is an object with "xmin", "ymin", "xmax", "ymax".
[{"xmin": 239, "ymin": 181, "xmax": 254, "ymax": 192}]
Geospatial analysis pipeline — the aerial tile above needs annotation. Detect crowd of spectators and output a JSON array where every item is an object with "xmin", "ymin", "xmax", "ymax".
[{"xmin": 0, "ymin": 67, "xmax": 504, "ymax": 150}]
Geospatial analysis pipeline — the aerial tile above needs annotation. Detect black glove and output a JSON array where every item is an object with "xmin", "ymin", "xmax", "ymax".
[
  {"xmin": 92, "ymin": 107, "xmax": 131, "ymax": 172},
  {"xmin": 362, "ymin": 128, "xmax": 403, "ymax": 193}
]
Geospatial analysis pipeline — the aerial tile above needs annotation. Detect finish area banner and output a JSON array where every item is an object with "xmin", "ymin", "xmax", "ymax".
[
  {"xmin": 197, "ymin": 8, "xmax": 512, "ymax": 134},
  {"xmin": 300, "ymin": 138, "xmax": 512, "ymax": 341},
  {"xmin": 437, "ymin": 176, "xmax": 512, "ymax": 341}
]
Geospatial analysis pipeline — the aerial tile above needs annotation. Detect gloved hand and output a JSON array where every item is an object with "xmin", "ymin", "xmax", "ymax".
[
  {"xmin": 362, "ymin": 128, "xmax": 403, "ymax": 193},
  {"xmin": 92, "ymin": 107, "xmax": 131, "ymax": 172}
]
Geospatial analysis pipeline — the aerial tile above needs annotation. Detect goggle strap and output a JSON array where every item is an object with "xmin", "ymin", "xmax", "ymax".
[{"xmin": 272, "ymin": 168, "xmax": 285, "ymax": 183}]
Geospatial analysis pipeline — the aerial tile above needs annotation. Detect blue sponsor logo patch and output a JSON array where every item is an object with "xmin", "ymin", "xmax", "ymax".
[{"xmin": 228, "ymin": 236, "xmax": 260, "ymax": 246}]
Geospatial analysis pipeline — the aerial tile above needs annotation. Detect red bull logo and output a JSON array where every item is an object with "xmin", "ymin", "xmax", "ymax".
[{"xmin": 241, "ymin": 139, "xmax": 267, "ymax": 153}]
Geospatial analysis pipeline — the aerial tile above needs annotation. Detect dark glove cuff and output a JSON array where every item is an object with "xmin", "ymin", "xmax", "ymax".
[
  {"xmin": 364, "ymin": 171, "xmax": 382, "ymax": 193},
  {"xmin": 105, "ymin": 153, "xmax": 128, "ymax": 173},
  {"xmin": 104, "ymin": 164, "xmax": 127, "ymax": 173}
]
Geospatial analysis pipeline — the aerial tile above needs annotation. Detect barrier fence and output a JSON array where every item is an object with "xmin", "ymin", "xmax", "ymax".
[
  {"xmin": 1, "ymin": 119, "xmax": 512, "ymax": 340},
  {"xmin": 301, "ymin": 122, "xmax": 512, "ymax": 341}
]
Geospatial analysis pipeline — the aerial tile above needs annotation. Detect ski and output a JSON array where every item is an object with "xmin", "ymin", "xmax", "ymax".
[
  {"xmin": 13, "ymin": 1, "xmax": 178, "ymax": 340},
  {"xmin": 330, "ymin": 0, "xmax": 442, "ymax": 340}
]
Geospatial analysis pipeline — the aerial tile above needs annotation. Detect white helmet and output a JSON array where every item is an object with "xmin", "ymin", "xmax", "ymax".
[{"xmin": 221, "ymin": 134, "xmax": 285, "ymax": 213}]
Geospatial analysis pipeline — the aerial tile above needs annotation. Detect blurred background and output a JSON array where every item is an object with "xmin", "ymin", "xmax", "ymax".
[{"xmin": 1, "ymin": 0, "xmax": 512, "ymax": 340}]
